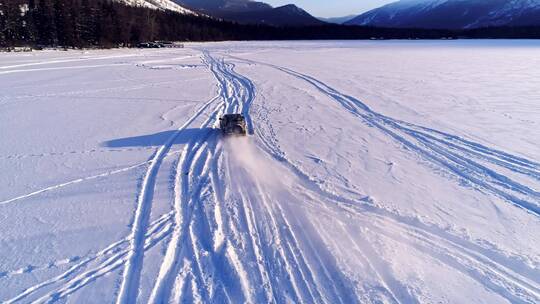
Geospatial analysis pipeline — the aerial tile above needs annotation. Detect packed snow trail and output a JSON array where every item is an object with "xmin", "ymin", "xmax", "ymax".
[
  {"xmin": 149, "ymin": 51, "xmax": 361, "ymax": 303},
  {"xmin": 146, "ymin": 51, "xmax": 339, "ymax": 303},
  {"xmin": 147, "ymin": 51, "xmax": 249, "ymax": 303},
  {"xmin": 115, "ymin": 93, "xmax": 222, "ymax": 304}
]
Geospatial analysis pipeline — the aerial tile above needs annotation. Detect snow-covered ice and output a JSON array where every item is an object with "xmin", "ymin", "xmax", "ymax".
[{"xmin": 0, "ymin": 40, "xmax": 539, "ymax": 303}]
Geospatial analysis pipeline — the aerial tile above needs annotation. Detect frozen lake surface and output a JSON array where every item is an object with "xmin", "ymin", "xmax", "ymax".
[{"xmin": 1, "ymin": 40, "xmax": 539, "ymax": 303}]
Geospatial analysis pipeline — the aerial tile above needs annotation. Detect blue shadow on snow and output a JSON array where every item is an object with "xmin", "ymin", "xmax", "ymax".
[{"xmin": 102, "ymin": 128, "xmax": 216, "ymax": 148}]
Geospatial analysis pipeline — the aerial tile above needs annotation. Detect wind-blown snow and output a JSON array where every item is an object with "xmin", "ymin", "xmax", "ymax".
[{"xmin": 0, "ymin": 41, "xmax": 539, "ymax": 303}]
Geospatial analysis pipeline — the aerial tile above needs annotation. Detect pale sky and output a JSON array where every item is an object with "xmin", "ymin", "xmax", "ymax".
[{"xmin": 264, "ymin": 0, "xmax": 396, "ymax": 18}]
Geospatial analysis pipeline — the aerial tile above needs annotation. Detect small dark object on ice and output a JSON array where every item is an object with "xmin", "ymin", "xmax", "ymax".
[
  {"xmin": 137, "ymin": 42, "xmax": 163, "ymax": 48},
  {"xmin": 219, "ymin": 114, "xmax": 247, "ymax": 136}
]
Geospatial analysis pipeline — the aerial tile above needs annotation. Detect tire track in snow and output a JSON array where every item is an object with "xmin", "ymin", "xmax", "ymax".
[
  {"xmin": 202, "ymin": 52, "xmax": 360, "ymax": 303},
  {"xmin": 224, "ymin": 55, "xmax": 539, "ymax": 302},
  {"xmin": 291, "ymin": 178, "xmax": 540, "ymax": 304},
  {"xmin": 276, "ymin": 155, "xmax": 540, "ymax": 303},
  {"xmin": 2, "ymin": 79, "xmax": 198, "ymax": 106},
  {"xmin": 234, "ymin": 174, "xmax": 277, "ymax": 302},
  {"xmin": 116, "ymin": 92, "xmax": 220, "ymax": 304},
  {"xmin": 211, "ymin": 56, "xmax": 396, "ymax": 302},
  {"xmin": 230, "ymin": 56, "xmax": 540, "ymax": 216},
  {"xmin": 0, "ymin": 53, "xmax": 140, "ymax": 71},
  {"xmin": 0, "ymin": 162, "xmax": 149, "ymax": 206},
  {"xmin": 8, "ymin": 48, "xmax": 536, "ymax": 303},
  {"xmin": 148, "ymin": 52, "xmax": 231, "ymax": 303},
  {"xmin": 33, "ymin": 220, "xmax": 173, "ymax": 304},
  {"xmin": 151, "ymin": 51, "xmax": 265, "ymax": 303},
  {"xmin": 3, "ymin": 212, "xmax": 173, "ymax": 304},
  {"xmin": 5, "ymin": 50, "xmax": 262, "ymax": 303},
  {"xmin": 254, "ymin": 183, "xmax": 321, "ymax": 303},
  {"xmin": 150, "ymin": 51, "xmax": 268, "ymax": 303},
  {"xmin": 357, "ymin": 207, "xmax": 540, "ymax": 303},
  {"xmin": 150, "ymin": 50, "xmax": 332, "ymax": 304},
  {"xmin": 284, "ymin": 187, "xmax": 406, "ymax": 303},
  {"xmin": 0, "ymin": 147, "xmax": 156, "ymax": 161},
  {"xmin": 0, "ymin": 147, "xmax": 191, "ymax": 207},
  {"xmin": 205, "ymin": 53, "xmax": 319, "ymax": 303},
  {"xmin": 0, "ymin": 63, "xmax": 131, "ymax": 75},
  {"xmin": 268, "ymin": 186, "xmax": 357, "ymax": 304},
  {"xmin": 332, "ymin": 221, "xmax": 408, "ymax": 304},
  {"xmin": 175, "ymin": 139, "xmax": 220, "ymax": 303}
]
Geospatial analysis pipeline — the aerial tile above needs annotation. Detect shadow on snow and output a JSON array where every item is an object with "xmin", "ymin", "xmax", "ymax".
[{"xmin": 102, "ymin": 128, "xmax": 217, "ymax": 148}]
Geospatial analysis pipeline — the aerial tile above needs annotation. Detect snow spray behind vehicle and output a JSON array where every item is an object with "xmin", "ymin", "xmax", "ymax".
[{"xmin": 225, "ymin": 137, "xmax": 289, "ymax": 189}]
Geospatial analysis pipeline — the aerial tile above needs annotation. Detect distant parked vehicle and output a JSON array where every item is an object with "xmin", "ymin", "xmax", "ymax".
[
  {"xmin": 156, "ymin": 41, "xmax": 185, "ymax": 48},
  {"xmin": 156, "ymin": 41, "xmax": 173, "ymax": 47},
  {"xmin": 137, "ymin": 42, "xmax": 163, "ymax": 48},
  {"xmin": 137, "ymin": 41, "xmax": 184, "ymax": 49},
  {"xmin": 1, "ymin": 46, "xmax": 33, "ymax": 52},
  {"xmin": 219, "ymin": 114, "xmax": 247, "ymax": 136}
]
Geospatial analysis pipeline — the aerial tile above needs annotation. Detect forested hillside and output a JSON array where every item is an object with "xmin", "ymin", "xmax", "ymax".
[
  {"xmin": 0, "ymin": 0, "xmax": 264, "ymax": 47},
  {"xmin": 1, "ymin": 0, "xmax": 539, "ymax": 48}
]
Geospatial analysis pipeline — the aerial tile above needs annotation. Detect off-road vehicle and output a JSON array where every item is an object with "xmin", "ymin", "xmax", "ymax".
[{"xmin": 219, "ymin": 114, "xmax": 247, "ymax": 136}]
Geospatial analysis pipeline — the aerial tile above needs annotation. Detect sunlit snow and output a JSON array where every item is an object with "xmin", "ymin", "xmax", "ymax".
[{"xmin": 0, "ymin": 40, "xmax": 539, "ymax": 303}]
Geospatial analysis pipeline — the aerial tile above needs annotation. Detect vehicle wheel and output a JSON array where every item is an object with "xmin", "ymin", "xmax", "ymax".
[{"xmin": 234, "ymin": 126, "xmax": 243, "ymax": 135}]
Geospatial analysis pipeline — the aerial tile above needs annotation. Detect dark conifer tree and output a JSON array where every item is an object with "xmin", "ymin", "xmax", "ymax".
[
  {"xmin": 0, "ymin": 2, "xmax": 8, "ymax": 46},
  {"xmin": 36, "ymin": 0, "xmax": 58, "ymax": 45}
]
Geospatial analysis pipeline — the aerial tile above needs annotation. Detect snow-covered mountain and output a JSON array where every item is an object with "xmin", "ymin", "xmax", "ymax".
[
  {"xmin": 346, "ymin": 0, "xmax": 540, "ymax": 29},
  {"xmin": 222, "ymin": 4, "xmax": 325, "ymax": 26},
  {"xmin": 116, "ymin": 0, "xmax": 196, "ymax": 14},
  {"xmin": 173, "ymin": 0, "xmax": 324, "ymax": 26},
  {"xmin": 318, "ymin": 15, "xmax": 357, "ymax": 24},
  {"xmin": 173, "ymin": 0, "xmax": 272, "ymax": 15}
]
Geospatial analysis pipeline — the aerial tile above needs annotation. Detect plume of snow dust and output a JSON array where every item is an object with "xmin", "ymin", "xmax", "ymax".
[
  {"xmin": 223, "ymin": 135, "xmax": 376, "ymax": 288},
  {"xmin": 224, "ymin": 136, "xmax": 293, "ymax": 190}
]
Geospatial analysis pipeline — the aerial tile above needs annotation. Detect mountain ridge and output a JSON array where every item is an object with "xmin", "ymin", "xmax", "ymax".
[
  {"xmin": 220, "ymin": 4, "xmax": 324, "ymax": 26},
  {"xmin": 173, "ymin": 0, "xmax": 272, "ymax": 15},
  {"xmin": 346, "ymin": 0, "xmax": 540, "ymax": 29},
  {"xmin": 318, "ymin": 15, "xmax": 357, "ymax": 24},
  {"xmin": 116, "ymin": 0, "xmax": 196, "ymax": 14},
  {"xmin": 172, "ymin": 0, "xmax": 324, "ymax": 26}
]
